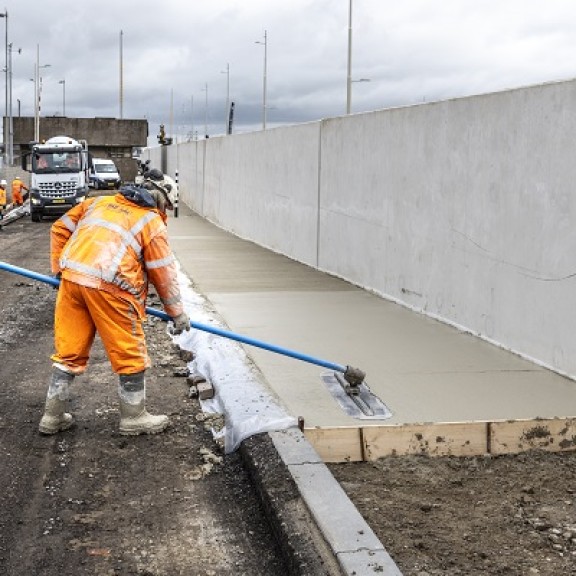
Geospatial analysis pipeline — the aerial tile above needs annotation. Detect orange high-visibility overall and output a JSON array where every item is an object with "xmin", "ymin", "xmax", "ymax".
[
  {"xmin": 11, "ymin": 178, "xmax": 28, "ymax": 205},
  {"xmin": 50, "ymin": 193, "xmax": 183, "ymax": 375}
]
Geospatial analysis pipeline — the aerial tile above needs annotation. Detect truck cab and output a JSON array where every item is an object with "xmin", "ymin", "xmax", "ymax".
[{"xmin": 22, "ymin": 136, "xmax": 89, "ymax": 222}]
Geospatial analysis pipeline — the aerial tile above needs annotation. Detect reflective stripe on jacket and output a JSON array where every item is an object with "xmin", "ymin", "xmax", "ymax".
[{"xmin": 50, "ymin": 194, "xmax": 183, "ymax": 318}]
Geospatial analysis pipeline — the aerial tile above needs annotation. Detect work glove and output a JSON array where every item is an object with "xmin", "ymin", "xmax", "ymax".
[{"xmin": 171, "ymin": 312, "xmax": 191, "ymax": 335}]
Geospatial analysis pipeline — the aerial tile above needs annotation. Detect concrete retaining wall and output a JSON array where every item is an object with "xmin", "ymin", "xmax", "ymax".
[{"xmin": 144, "ymin": 78, "xmax": 576, "ymax": 381}]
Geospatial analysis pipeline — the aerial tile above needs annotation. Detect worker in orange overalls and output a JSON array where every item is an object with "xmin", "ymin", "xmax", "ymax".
[
  {"xmin": 11, "ymin": 176, "xmax": 29, "ymax": 206},
  {"xmin": 0, "ymin": 179, "xmax": 6, "ymax": 219},
  {"xmin": 39, "ymin": 172, "xmax": 190, "ymax": 436}
]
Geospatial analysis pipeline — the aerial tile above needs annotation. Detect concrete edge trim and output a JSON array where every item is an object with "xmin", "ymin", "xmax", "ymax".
[
  {"xmin": 239, "ymin": 431, "xmax": 344, "ymax": 575},
  {"xmin": 269, "ymin": 428, "xmax": 403, "ymax": 576}
]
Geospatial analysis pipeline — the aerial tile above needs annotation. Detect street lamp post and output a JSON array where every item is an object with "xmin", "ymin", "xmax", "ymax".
[
  {"xmin": 221, "ymin": 63, "xmax": 229, "ymax": 135},
  {"xmin": 0, "ymin": 11, "xmax": 7, "ymax": 165},
  {"xmin": 350, "ymin": 78, "xmax": 371, "ymax": 113},
  {"xmin": 189, "ymin": 95, "xmax": 194, "ymax": 141},
  {"xmin": 119, "ymin": 30, "xmax": 123, "ymax": 120},
  {"xmin": 7, "ymin": 42, "xmax": 20, "ymax": 165},
  {"xmin": 346, "ymin": 2, "xmax": 370, "ymax": 115},
  {"xmin": 204, "ymin": 84, "xmax": 208, "ymax": 138},
  {"xmin": 33, "ymin": 45, "xmax": 51, "ymax": 142},
  {"xmin": 59, "ymin": 79, "xmax": 65, "ymax": 116},
  {"xmin": 255, "ymin": 30, "xmax": 267, "ymax": 130},
  {"xmin": 346, "ymin": 0, "xmax": 353, "ymax": 114}
]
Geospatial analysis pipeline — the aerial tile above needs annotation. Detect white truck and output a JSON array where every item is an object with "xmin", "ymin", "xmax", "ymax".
[{"xmin": 22, "ymin": 135, "xmax": 90, "ymax": 222}]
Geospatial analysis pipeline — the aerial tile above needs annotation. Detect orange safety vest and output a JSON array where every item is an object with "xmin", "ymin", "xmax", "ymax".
[
  {"xmin": 0, "ymin": 186, "xmax": 6, "ymax": 206},
  {"xmin": 11, "ymin": 179, "xmax": 28, "ymax": 204},
  {"xmin": 51, "ymin": 193, "xmax": 183, "ymax": 318}
]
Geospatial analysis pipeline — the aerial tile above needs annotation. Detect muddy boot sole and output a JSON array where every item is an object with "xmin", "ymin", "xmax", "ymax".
[
  {"xmin": 38, "ymin": 414, "xmax": 75, "ymax": 435},
  {"xmin": 119, "ymin": 416, "xmax": 169, "ymax": 436}
]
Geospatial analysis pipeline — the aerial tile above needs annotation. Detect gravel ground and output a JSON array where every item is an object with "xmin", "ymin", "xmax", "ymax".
[
  {"xmin": 0, "ymin": 216, "xmax": 288, "ymax": 575},
  {"xmin": 330, "ymin": 448, "xmax": 576, "ymax": 575}
]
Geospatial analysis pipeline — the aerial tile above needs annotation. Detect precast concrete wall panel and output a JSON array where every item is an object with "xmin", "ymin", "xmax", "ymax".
[
  {"xmin": 195, "ymin": 141, "xmax": 208, "ymax": 214},
  {"xmin": 146, "ymin": 77, "xmax": 576, "ymax": 380},
  {"xmin": 152, "ymin": 142, "xmax": 203, "ymax": 211},
  {"xmin": 172, "ymin": 142, "xmax": 192, "ymax": 208},
  {"xmin": 202, "ymin": 137, "xmax": 225, "ymax": 223},
  {"xmin": 319, "ymin": 100, "xmax": 480, "ymax": 315},
  {"xmin": 202, "ymin": 125, "xmax": 321, "ymax": 267},
  {"xmin": 319, "ymin": 102, "xmax": 471, "ymax": 312},
  {"xmin": 144, "ymin": 146, "xmax": 162, "ymax": 174},
  {"xmin": 318, "ymin": 80, "xmax": 576, "ymax": 378}
]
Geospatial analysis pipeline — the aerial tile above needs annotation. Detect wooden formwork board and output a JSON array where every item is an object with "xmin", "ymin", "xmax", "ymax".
[
  {"xmin": 304, "ymin": 417, "xmax": 576, "ymax": 463},
  {"xmin": 304, "ymin": 427, "xmax": 363, "ymax": 463},
  {"xmin": 362, "ymin": 422, "xmax": 488, "ymax": 460},
  {"xmin": 490, "ymin": 417, "xmax": 576, "ymax": 455}
]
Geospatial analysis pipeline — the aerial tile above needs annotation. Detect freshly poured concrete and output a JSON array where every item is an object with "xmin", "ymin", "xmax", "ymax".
[{"xmin": 168, "ymin": 208, "xmax": 576, "ymax": 433}]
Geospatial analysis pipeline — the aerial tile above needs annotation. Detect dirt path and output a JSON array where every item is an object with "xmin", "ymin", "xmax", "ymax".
[
  {"xmin": 0, "ymin": 218, "xmax": 286, "ymax": 575},
  {"xmin": 330, "ymin": 438, "xmax": 576, "ymax": 575}
]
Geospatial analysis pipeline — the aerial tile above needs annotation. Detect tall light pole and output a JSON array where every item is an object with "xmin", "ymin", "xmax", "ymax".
[
  {"xmin": 34, "ymin": 47, "xmax": 39, "ymax": 141},
  {"xmin": 59, "ymin": 79, "xmax": 65, "ymax": 116},
  {"xmin": 204, "ymin": 83, "xmax": 208, "ymax": 138},
  {"xmin": 346, "ymin": 0, "xmax": 353, "ymax": 114},
  {"xmin": 0, "ymin": 10, "xmax": 7, "ymax": 165},
  {"xmin": 350, "ymin": 78, "xmax": 371, "ymax": 114},
  {"xmin": 190, "ymin": 95, "xmax": 194, "ymax": 141},
  {"xmin": 33, "ymin": 45, "xmax": 50, "ymax": 142},
  {"xmin": 119, "ymin": 30, "xmax": 123, "ymax": 119},
  {"xmin": 169, "ymin": 88, "xmax": 174, "ymax": 143},
  {"xmin": 7, "ymin": 42, "xmax": 20, "ymax": 165},
  {"xmin": 221, "ymin": 62, "xmax": 229, "ymax": 135},
  {"xmin": 255, "ymin": 30, "xmax": 267, "ymax": 130}
]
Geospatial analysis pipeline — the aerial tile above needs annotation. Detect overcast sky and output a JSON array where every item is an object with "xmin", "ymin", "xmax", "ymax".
[{"xmin": 6, "ymin": 0, "xmax": 576, "ymax": 143}]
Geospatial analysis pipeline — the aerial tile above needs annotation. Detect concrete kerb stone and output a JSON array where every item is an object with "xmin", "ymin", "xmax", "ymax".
[
  {"xmin": 239, "ymin": 427, "xmax": 403, "ymax": 576},
  {"xmin": 239, "ymin": 431, "xmax": 342, "ymax": 575}
]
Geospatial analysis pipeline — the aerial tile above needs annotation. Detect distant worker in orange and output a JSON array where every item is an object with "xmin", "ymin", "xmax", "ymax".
[
  {"xmin": 0, "ymin": 180, "xmax": 6, "ymax": 219},
  {"xmin": 11, "ymin": 176, "xmax": 29, "ymax": 206},
  {"xmin": 39, "ymin": 174, "xmax": 190, "ymax": 437}
]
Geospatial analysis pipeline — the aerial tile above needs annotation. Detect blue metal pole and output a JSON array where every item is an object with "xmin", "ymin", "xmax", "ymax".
[
  {"xmin": 0, "ymin": 261, "xmax": 348, "ymax": 374},
  {"xmin": 0, "ymin": 261, "xmax": 61, "ymax": 287}
]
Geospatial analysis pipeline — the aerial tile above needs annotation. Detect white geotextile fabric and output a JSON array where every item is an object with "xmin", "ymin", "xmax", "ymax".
[{"xmin": 170, "ymin": 267, "xmax": 297, "ymax": 453}]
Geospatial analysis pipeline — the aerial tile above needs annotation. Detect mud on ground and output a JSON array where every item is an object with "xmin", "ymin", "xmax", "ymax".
[
  {"xmin": 330, "ymin": 442, "xmax": 576, "ymax": 575},
  {"xmin": 0, "ymin": 219, "xmax": 285, "ymax": 575}
]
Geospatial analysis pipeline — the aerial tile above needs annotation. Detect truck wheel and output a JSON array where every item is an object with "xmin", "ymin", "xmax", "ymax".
[{"xmin": 31, "ymin": 210, "xmax": 42, "ymax": 222}]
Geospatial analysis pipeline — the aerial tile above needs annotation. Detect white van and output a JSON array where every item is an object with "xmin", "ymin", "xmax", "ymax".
[{"xmin": 89, "ymin": 158, "xmax": 121, "ymax": 190}]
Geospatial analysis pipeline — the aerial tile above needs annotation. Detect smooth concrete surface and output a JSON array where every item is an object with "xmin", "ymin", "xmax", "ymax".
[{"xmin": 167, "ymin": 207, "xmax": 576, "ymax": 433}]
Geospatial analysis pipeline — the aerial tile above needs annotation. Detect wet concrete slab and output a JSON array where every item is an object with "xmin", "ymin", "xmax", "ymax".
[{"xmin": 167, "ymin": 207, "xmax": 576, "ymax": 455}]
